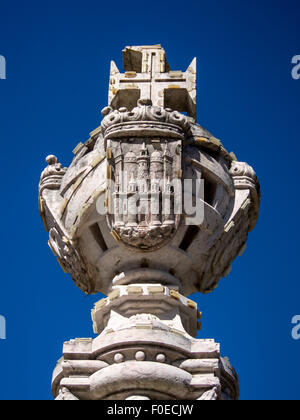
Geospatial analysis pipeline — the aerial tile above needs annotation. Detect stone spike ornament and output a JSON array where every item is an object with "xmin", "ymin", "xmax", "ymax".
[{"xmin": 39, "ymin": 45, "xmax": 260, "ymax": 400}]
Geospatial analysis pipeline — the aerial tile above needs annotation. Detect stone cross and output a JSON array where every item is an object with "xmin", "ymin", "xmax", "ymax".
[{"xmin": 109, "ymin": 45, "xmax": 197, "ymax": 121}]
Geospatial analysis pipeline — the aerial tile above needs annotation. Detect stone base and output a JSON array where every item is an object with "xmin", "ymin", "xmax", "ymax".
[{"xmin": 52, "ymin": 293, "xmax": 239, "ymax": 400}]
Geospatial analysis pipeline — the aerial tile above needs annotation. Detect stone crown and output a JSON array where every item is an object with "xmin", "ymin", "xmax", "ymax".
[{"xmin": 101, "ymin": 99, "xmax": 191, "ymax": 140}]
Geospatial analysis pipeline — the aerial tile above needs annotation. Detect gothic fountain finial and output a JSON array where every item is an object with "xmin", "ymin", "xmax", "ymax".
[{"xmin": 39, "ymin": 45, "xmax": 259, "ymax": 401}]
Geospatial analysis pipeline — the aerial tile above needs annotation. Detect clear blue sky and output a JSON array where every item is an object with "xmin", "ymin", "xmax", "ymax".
[{"xmin": 0, "ymin": 0, "xmax": 299, "ymax": 400}]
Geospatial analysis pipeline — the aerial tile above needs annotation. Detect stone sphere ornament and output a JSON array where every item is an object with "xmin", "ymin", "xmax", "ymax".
[
  {"xmin": 114, "ymin": 353, "xmax": 125, "ymax": 364},
  {"xmin": 135, "ymin": 351, "xmax": 146, "ymax": 361}
]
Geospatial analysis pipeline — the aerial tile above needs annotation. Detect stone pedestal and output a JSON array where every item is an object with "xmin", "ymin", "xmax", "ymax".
[{"xmin": 52, "ymin": 283, "xmax": 239, "ymax": 400}]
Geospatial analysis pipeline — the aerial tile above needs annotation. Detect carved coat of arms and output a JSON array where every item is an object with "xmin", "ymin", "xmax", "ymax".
[{"xmin": 101, "ymin": 99, "xmax": 189, "ymax": 251}]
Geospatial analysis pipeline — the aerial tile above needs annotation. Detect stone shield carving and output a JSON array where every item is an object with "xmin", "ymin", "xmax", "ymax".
[{"xmin": 102, "ymin": 100, "xmax": 187, "ymax": 251}]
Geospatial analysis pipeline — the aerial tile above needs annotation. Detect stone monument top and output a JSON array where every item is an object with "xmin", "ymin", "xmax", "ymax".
[{"xmin": 39, "ymin": 45, "xmax": 260, "ymax": 400}]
